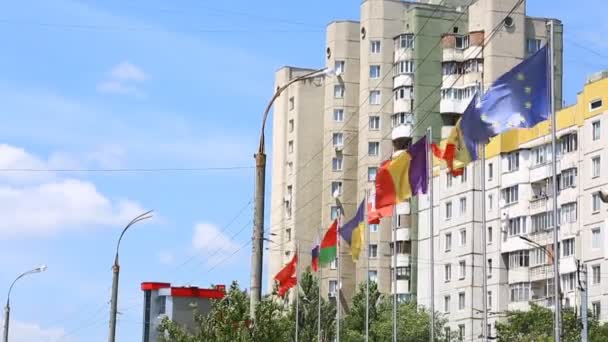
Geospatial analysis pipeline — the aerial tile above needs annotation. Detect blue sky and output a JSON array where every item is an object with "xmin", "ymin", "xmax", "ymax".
[{"xmin": 0, "ymin": 0, "xmax": 607, "ymax": 341}]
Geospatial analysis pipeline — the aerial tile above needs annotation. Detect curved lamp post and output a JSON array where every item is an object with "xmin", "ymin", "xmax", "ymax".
[
  {"xmin": 108, "ymin": 210, "xmax": 153, "ymax": 342},
  {"xmin": 518, "ymin": 235, "xmax": 562, "ymax": 306},
  {"xmin": 3, "ymin": 265, "xmax": 47, "ymax": 342},
  {"xmin": 250, "ymin": 67, "xmax": 334, "ymax": 319}
]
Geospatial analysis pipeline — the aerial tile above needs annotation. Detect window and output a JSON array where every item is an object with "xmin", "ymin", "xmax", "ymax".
[
  {"xmin": 368, "ymin": 142, "xmax": 380, "ymax": 156},
  {"xmin": 460, "ymin": 229, "xmax": 467, "ymax": 246},
  {"xmin": 446, "ymin": 173, "xmax": 453, "ymax": 188},
  {"xmin": 592, "ymin": 228, "xmax": 601, "ymax": 249},
  {"xmin": 288, "ymin": 119, "xmax": 294, "ymax": 132},
  {"xmin": 287, "ymin": 162, "xmax": 293, "ymax": 175},
  {"xmin": 593, "ymin": 193, "xmax": 601, "ymax": 212},
  {"xmin": 561, "ymin": 272, "xmax": 576, "ymax": 291},
  {"xmin": 396, "ymin": 266, "xmax": 410, "ymax": 280},
  {"xmin": 507, "ymin": 152, "xmax": 520, "ymax": 172},
  {"xmin": 444, "ymin": 295, "xmax": 451, "ymax": 313},
  {"xmin": 285, "ymin": 186, "xmax": 292, "ymax": 218},
  {"xmin": 445, "ymin": 202, "xmax": 452, "ymax": 220},
  {"xmin": 369, "ymin": 65, "xmax": 381, "ymax": 78},
  {"xmin": 455, "ymin": 35, "xmax": 469, "ymax": 49},
  {"xmin": 158, "ymin": 296, "xmax": 166, "ymax": 314},
  {"xmin": 531, "ymin": 212, "xmax": 553, "ymax": 233},
  {"xmin": 331, "ymin": 181, "xmax": 342, "ymax": 196},
  {"xmin": 562, "ymin": 238, "xmax": 574, "ymax": 257},
  {"xmin": 394, "ymin": 60, "xmax": 414, "ymax": 74},
  {"xmin": 593, "ymin": 265, "xmax": 601, "ymax": 285},
  {"xmin": 332, "ymin": 157, "xmax": 343, "ymax": 171},
  {"xmin": 488, "ymin": 291, "xmax": 493, "ymax": 309},
  {"xmin": 369, "ymin": 116, "xmax": 380, "ymax": 130},
  {"xmin": 488, "ymin": 259, "xmax": 493, "ymax": 278},
  {"xmin": 526, "ymin": 38, "xmax": 541, "ymax": 54},
  {"xmin": 509, "ymin": 250, "xmax": 530, "ymax": 268},
  {"xmin": 488, "ymin": 194, "xmax": 493, "ymax": 210},
  {"xmin": 330, "ymin": 206, "xmax": 339, "ymax": 220},
  {"xmin": 508, "ymin": 216, "xmax": 527, "ymax": 236},
  {"xmin": 394, "ymin": 86, "xmax": 413, "ymax": 100},
  {"xmin": 329, "ymin": 280, "xmax": 338, "ymax": 296},
  {"xmin": 332, "ymin": 133, "xmax": 343, "ymax": 147},
  {"xmin": 592, "ymin": 156, "xmax": 601, "ymax": 178},
  {"xmin": 445, "ymin": 233, "xmax": 452, "ymax": 251},
  {"xmin": 368, "ymin": 167, "xmax": 378, "ymax": 182},
  {"xmin": 559, "ymin": 168, "xmax": 577, "ymax": 190},
  {"xmin": 369, "ymin": 244, "xmax": 378, "ymax": 258},
  {"xmin": 289, "ymin": 97, "xmax": 295, "ymax": 110},
  {"xmin": 391, "ymin": 112, "xmax": 413, "ymax": 127},
  {"xmin": 459, "ymin": 260, "xmax": 466, "ymax": 279},
  {"xmin": 397, "ymin": 34, "xmax": 414, "ymax": 49},
  {"xmin": 333, "ymin": 109, "xmax": 344, "ymax": 122},
  {"xmin": 458, "ymin": 292, "xmax": 465, "ymax": 310},
  {"xmin": 458, "ymin": 324, "xmax": 465, "ymax": 340},
  {"xmin": 369, "ymin": 224, "xmax": 379, "ymax": 233},
  {"xmin": 334, "ymin": 85, "xmax": 345, "ymax": 98},
  {"xmin": 335, "ymin": 60, "xmax": 345, "ymax": 74},
  {"xmin": 503, "ymin": 185, "xmax": 519, "ymax": 204},
  {"xmin": 487, "ymin": 227, "xmax": 493, "ymax": 245},
  {"xmin": 531, "ymin": 247, "xmax": 547, "ymax": 266},
  {"xmin": 560, "ymin": 202, "xmax": 577, "ymax": 224},
  {"xmin": 288, "ymin": 140, "xmax": 294, "ymax": 153},
  {"xmin": 488, "ymin": 162, "xmax": 493, "ymax": 180},
  {"xmin": 510, "ymin": 283, "xmax": 531, "ymax": 302},
  {"xmin": 286, "ymin": 228, "xmax": 291, "ymax": 242},
  {"xmin": 459, "ymin": 197, "xmax": 466, "ymax": 215},
  {"xmin": 368, "ymin": 270, "xmax": 378, "ymax": 283},
  {"xmin": 461, "ymin": 167, "xmax": 467, "ymax": 183},
  {"xmin": 593, "ymin": 302, "xmax": 601, "ymax": 318},
  {"xmin": 370, "ymin": 40, "xmax": 381, "ymax": 53},
  {"xmin": 590, "ymin": 99, "xmax": 603, "ymax": 111},
  {"xmin": 560, "ymin": 134, "xmax": 577, "ymax": 153},
  {"xmin": 593, "ymin": 121, "xmax": 601, "ymax": 140},
  {"xmin": 532, "ymin": 145, "xmax": 551, "ymax": 166},
  {"xmin": 444, "ymin": 264, "xmax": 452, "ymax": 282},
  {"xmin": 369, "ymin": 90, "xmax": 381, "ymax": 105}
]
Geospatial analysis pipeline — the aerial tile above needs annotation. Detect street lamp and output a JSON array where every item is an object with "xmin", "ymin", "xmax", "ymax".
[
  {"xmin": 250, "ymin": 67, "xmax": 334, "ymax": 319},
  {"xmin": 4, "ymin": 265, "xmax": 47, "ymax": 342},
  {"xmin": 108, "ymin": 210, "xmax": 153, "ymax": 342}
]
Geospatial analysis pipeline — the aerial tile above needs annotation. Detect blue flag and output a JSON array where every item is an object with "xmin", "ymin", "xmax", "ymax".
[{"xmin": 461, "ymin": 45, "xmax": 549, "ymax": 143}]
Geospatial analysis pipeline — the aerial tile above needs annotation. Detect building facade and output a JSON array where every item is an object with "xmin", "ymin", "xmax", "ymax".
[{"xmin": 269, "ymin": 1, "xmax": 568, "ymax": 338}]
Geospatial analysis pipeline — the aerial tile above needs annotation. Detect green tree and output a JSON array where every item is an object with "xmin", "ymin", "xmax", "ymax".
[
  {"xmin": 342, "ymin": 281, "xmax": 382, "ymax": 342},
  {"xmin": 290, "ymin": 268, "xmax": 336, "ymax": 342},
  {"xmin": 371, "ymin": 301, "xmax": 451, "ymax": 342}
]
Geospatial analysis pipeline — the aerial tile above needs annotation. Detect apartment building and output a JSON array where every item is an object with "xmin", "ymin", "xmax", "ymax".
[{"xmin": 269, "ymin": 0, "xmax": 564, "ymax": 329}]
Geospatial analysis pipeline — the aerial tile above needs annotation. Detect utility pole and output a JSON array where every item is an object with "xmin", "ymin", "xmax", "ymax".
[{"xmin": 577, "ymin": 260, "xmax": 588, "ymax": 342}]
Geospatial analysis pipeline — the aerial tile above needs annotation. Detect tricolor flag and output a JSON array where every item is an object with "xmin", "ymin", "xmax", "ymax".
[
  {"xmin": 367, "ymin": 189, "xmax": 392, "ymax": 224},
  {"xmin": 375, "ymin": 136, "xmax": 429, "ymax": 211},
  {"xmin": 311, "ymin": 245, "xmax": 319, "ymax": 272},
  {"xmin": 274, "ymin": 252, "xmax": 298, "ymax": 297},
  {"xmin": 319, "ymin": 219, "xmax": 338, "ymax": 267},
  {"xmin": 340, "ymin": 200, "xmax": 365, "ymax": 262}
]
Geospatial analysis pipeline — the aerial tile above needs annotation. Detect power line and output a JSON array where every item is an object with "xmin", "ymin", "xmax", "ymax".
[{"xmin": 0, "ymin": 166, "xmax": 253, "ymax": 173}]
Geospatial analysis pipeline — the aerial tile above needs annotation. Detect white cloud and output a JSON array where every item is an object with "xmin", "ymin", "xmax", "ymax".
[
  {"xmin": 9, "ymin": 320, "xmax": 71, "ymax": 342},
  {"xmin": 192, "ymin": 222, "xmax": 238, "ymax": 255},
  {"xmin": 97, "ymin": 61, "xmax": 148, "ymax": 97},
  {"xmin": 0, "ymin": 145, "xmax": 146, "ymax": 239}
]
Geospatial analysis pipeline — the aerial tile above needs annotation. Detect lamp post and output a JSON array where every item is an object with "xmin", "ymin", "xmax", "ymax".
[
  {"xmin": 108, "ymin": 210, "xmax": 153, "ymax": 342},
  {"xmin": 3, "ymin": 265, "xmax": 47, "ymax": 342},
  {"xmin": 517, "ymin": 236, "xmax": 562, "ymax": 307},
  {"xmin": 250, "ymin": 67, "xmax": 334, "ymax": 319}
]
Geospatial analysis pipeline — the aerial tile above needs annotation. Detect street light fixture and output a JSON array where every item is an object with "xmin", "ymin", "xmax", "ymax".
[
  {"xmin": 517, "ymin": 235, "xmax": 562, "ymax": 310},
  {"xmin": 3, "ymin": 265, "xmax": 48, "ymax": 342},
  {"xmin": 250, "ymin": 66, "xmax": 334, "ymax": 319},
  {"xmin": 108, "ymin": 210, "xmax": 153, "ymax": 342}
]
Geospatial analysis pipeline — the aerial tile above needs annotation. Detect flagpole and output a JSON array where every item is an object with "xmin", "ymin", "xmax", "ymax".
[
  {"xmin": 365, "ymin": 190, "xmax": 370, "ymax": 342},
  {"xmin": 548, "ymin": 19, "xmax": 561, "ymax": 342},
  {"xmin": 427, "ymin": 128, "xmax": 435, "ymax": 342},
  {"xmin": 392, "ymin": 204, "xmax": 397, "ymax": 342},
  {"xmin": 318, "ymin": 226, "xmax": 322, "ymax": 342},
  {"xmin": 337, "ymin": 210, "xmax": 341, "ymax": 342},
  {"xmin": 295, "ymin": 242, "xmax": 300, "ymax": 342}
]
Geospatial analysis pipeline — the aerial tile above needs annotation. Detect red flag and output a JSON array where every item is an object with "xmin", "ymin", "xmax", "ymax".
[
  {"xmin": 274, "ymin": 253, "xmax": 298, "ymax": 297},
  {"xmin": 367, "ymin": 190, "xmax": 392, "ymax": 224}
]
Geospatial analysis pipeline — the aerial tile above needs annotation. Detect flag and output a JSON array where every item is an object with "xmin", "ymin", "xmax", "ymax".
[
  {"xmin": 432, "ymin": 97, "xmax": 478, "ymax": 176},
  {"xmin": 375, "ymin": 136, "xmax": 429, "ymax": 211},
  {"xmin": 339, "ymin": 200, "xmax": 365, "ymax": 262},
  {"xmin": 311, "ymin": 245, "xmax": 319, "ymax": 272},
  {"xmin": 319, "ymin": 219, "xmax": 338, "ymax": 266},
  {"xmin": 274, "ymin": 252, "xmax": 298, "ymax": 297},
  {"xmin": 367, "ymin": 189, "xmax": 392, "ymax": 224},
  {"xmin": 462, "ymin": 45, "xmax": 549, "ymax": 144}
]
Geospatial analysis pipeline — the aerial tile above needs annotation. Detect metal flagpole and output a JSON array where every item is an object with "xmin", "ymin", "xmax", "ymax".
[
  {"xmin": 427, "ymin": 128, "xmax": 435, "ymax": 342},
  {"xmin": 478, "ymin": 81, "xmax": 489, "ymax": 342},
  {"xmin": 548, "ymin": 19, "xmax": 561, "ymax": 342},
  {"xmin": 336, "ymin": 209, "xmax": 342, "ymax": 342},
  {"xmin": 365, "ymin": 190, "xmax": 370, "ymax": 342},
  {"xmin": 295, "ymin": 242, "xmax": 300, "ymax": 342},
  {"xmin": 392, "ymin": 204, "xmax": 397, "ymax": 342},
  {"xmin": 318, "ymin": 226, "xmax": 322, "ymax": 342}
]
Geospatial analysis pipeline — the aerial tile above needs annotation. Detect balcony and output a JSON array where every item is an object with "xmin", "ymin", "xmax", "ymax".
[
  {"xmin": 440, "ymin": 98, "xmax": 470, "ymax": 114},
  {"xmin": 394, "ymin": 98, "xmax": 414, "ymax": 113},
  {"xmin": 443, "ymin": 48, "xmax": 465, "ymax": 62},
  {"xmin": 529, "ymin": 264, "xmax": 553, "ymax": 282},
  {"xmin": 393, "ymin": 73, "xmax": 413, "ymax": 88},
  {"xmin": 391, "ymin": 254, "xmax": 410, "ymax": 268},
  {"xmin": 392, "ymin": 124, "xmax": 413, "ymax": 140},
  {"xmin": 396, "ymin": 228, "xmax": 410, "ymax": 241}
]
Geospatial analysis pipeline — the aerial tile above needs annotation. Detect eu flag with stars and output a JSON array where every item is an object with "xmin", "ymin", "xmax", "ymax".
[{"xmin": 461, "ymin": 45, "xmax": 549, "ymax": 143}]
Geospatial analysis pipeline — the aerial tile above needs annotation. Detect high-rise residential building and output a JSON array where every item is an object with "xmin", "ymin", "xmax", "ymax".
[{"xmin": 268, "ymin": 0, "xmax": 564, "ymax": 329}]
